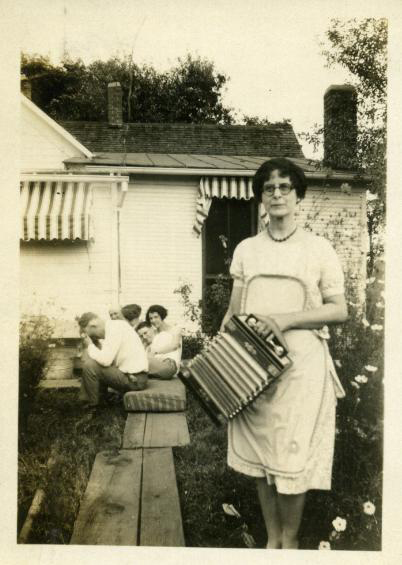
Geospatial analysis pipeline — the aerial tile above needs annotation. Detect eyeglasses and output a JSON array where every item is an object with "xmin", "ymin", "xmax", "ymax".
[{"xmin": 262, "ymin": 182, "xmax": 294, "ymax": 196}]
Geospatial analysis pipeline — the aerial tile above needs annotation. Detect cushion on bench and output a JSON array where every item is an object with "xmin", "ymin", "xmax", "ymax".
[{"xmin": 123, "ymin": 377, "xmax": 186, "ymax": 413}]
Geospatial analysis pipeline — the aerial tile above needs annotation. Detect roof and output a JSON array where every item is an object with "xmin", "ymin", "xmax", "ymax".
[
  {"xmin": 66, "ymin": 152, "xmax": 318, "ymax": 171},
  {"xmin": 64, "ymin": 152, "xmax": 371, "ymax": 182},
  {"xmin": 59, "ymin": 121, "xmax": 305, "ymax": 159}
]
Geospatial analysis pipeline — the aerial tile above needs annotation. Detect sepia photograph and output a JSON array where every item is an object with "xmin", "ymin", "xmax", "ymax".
[{"xmin": 2, "ymin": 0, "xmax": 401, "ymax": 563}]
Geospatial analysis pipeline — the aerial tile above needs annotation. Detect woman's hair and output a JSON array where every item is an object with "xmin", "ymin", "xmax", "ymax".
[
  {"xmin": 252, "ymin": 158, "xmax": 308, "ymax": 202},
  {"xmin": 121, "ymin": 303, "xmax": 142, "ymax": 321},
  {"xmin": 146, "ymin": 304, "xmax": 168, "ymax": 323}
]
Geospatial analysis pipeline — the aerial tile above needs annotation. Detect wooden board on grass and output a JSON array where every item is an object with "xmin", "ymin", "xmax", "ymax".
[
  {"xmin": 122, "ymin": 413, "xmax": 147, "ymax": 448},
  {"xmin": 143, "ymin": 412, "xmax": 190, "ymax": 448},
  {"xmin": 140, "ymin": 448, "xmax": 185, "ymax": 547},
  {"xmin": 70, "ymin": 449, "xmax": 142, "ymax": 545}
]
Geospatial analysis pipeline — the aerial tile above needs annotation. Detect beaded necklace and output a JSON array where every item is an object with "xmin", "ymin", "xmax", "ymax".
[{"xmin": 267, "ymin": 224, "xmax": 298, "ymax": 242}]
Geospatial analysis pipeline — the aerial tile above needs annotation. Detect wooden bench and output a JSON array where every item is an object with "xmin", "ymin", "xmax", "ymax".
[{"xmin": 70, "ymin": 384, "xmax": 190, "ymax": 547}]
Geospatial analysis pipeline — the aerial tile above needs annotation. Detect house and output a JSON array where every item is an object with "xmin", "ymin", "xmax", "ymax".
[{"xmin": 20, "ymin": 83, "xmax": 369, "ymax": 350}]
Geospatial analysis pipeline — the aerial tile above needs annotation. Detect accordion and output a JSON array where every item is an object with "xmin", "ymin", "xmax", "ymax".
[{"xmin": 178, "ymin": 314, "xmax": 292, "ymax": 425}]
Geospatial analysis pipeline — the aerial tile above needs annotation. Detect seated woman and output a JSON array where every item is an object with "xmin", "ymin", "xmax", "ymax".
[{"xmin": 141, "ymin": 304, "xmax": 183, "ymax": 379}]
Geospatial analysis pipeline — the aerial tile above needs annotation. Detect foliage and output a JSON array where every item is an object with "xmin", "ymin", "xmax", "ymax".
[
  {"xmin": 19, "ymin": 315, "xmax": 53, "ymax": 433},
  {"xmin": 242, "ymin": 115, "xmax": 292, "ymax": 127},
  {"xmin": 300, "ymin": 18, "xmax": 387, "ymax": 271},
  {"xmin": 174, "ymin": 275, "xmax": 231, "ymax": 359},
  {"xmin": 21, "ymin": 52, "xmax": 235, "ymax": 125},
  {"xmin": 174, "ymin": 283, "xmax": 207, "ymax": 359},
  {"xmin": 201, "ymin": 275, "xmax": 232, "ymax": 337},
  {"xmin": 306, "ymin": 288, "xmax": 383, "ymax": 551}
]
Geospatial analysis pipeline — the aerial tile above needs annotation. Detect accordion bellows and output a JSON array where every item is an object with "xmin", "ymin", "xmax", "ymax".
[
  {"xmin": 179, "ymin": 314, "xmax": 292, "ymax": 425},
  {"xmin": 124, "ymin": 377, "xmax": 186, "ymax": 413}
]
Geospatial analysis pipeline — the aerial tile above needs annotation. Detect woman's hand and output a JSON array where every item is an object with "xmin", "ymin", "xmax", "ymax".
[
  {"xmin": 253, "ymin": 314, "xmax": 291, "ymax": 350},
  {"xmin": 263, "ymin": 313, "xmax": 295, "ymax": 333}
]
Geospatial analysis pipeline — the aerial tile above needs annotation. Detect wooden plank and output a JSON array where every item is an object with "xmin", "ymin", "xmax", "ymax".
[
  {"xmin": 40, "ymin": 378, "xmax": 80, "ymax": 388},
  {"xmin": 122, "ymin": 413, "xmax": 147, "ymax": 448},
  {"xmin": 70, "ymin": 449, "xmax": 142, "ymax": 545},
  {"xmin": 140, "ymin": 448, "xmax": 185, "ymax": 547},
  {"xmin": 143, "ymin": 413, "xmax": 190, "ymax": 448}
]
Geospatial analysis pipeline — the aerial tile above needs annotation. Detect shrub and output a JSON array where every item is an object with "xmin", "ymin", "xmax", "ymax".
[
  {"xmin": 305, "ymin": 279, "xmax": 384, "ymax": 550},
  {"xmin": 201, "ymin": 275, "xmax": 231, "ymax": 337},
  {"xmin": 19, "ymin": 315, "xmax": 53, "ymax": 434}
]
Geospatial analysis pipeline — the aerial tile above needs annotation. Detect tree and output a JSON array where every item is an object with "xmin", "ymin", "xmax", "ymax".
[
  {"xmin": 301, "ymin": 18, "xmax": 387, "ymax": 271},
  {"xmin": 21, "ymin": 53, "xmax": 235, "ymax": 125}
]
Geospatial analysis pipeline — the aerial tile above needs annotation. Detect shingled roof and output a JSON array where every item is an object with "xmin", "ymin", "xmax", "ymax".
[{"xmin": 59, "ymin": 121, "xmax": 305, "ymax": 159}]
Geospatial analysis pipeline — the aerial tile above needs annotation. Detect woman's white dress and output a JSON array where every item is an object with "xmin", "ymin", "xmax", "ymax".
[{"xmin": 227, "ymin": 228, "xmax": 345, "ymax": 494}]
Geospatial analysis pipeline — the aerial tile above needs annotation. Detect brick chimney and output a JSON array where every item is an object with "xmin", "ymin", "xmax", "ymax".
[
  {"xmin": 324, "ymin": 85, "xmax": 357, "ymax": 170},
  {"xmin": 108, "ymin": 82, "xmax": 123, "ymax": 127},
  {"xmin": 21, "ymin": 75, "xmax": 32, "ymax": 100}
]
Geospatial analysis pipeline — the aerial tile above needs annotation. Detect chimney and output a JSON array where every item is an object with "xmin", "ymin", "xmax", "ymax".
[
  {"xmin": 21, "ymin": 75, "xmax": 32, "ymax": 100},
  {"xmin": 108, "ymin": 82, "xmax": 123, "ymax": 127},
  {"xmin": 323, "ymin": 85, "xmax": 357, "ymax": 170}
]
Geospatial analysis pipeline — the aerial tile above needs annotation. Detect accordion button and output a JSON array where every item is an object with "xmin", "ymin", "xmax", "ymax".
[{"xmin": 289, "ymin": 441, "xmax": 299, "ymax": 454}]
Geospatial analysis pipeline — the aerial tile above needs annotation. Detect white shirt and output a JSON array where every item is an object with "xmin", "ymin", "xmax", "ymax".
[
  {"xmin": 150, "ymin": 330, "xmax": 182, "ymax": 370},
  {"xmin": 88, "ymin": 320, "xmax": 148, "ymax": 374}
]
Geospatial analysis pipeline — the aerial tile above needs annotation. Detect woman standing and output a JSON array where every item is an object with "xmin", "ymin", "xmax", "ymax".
[{"xmin": 221, "ymin": 158, "xmax": 347, "ymax": 549}]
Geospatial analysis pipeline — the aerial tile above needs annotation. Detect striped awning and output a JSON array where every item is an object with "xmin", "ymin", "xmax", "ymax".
[
  {"xmin": 20, "ymin": 179, "xmax": 92, "ymax": 241},
  {"xmin": 193, "ymin": 176, "xmax": 263, "ymax": 236},
  {"xmin": 201, "ymin": 176, "xmax": 254, "ymax": 200}
]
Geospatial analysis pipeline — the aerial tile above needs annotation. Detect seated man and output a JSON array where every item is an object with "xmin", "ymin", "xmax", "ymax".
[
  {"xmin": 136, "ymin": 321, "xmax": 181, "ymax": 380},
  {"xmin": 121, "ymin": 303, "xmax": 142, "ymax": 330},
  {"xmin": 78, "ymin": 312, "xmax": 148, "ymax": 412}
]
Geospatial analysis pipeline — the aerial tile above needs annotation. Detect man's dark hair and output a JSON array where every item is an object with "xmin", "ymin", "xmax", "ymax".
[
  {"xmin": 146, "ymin": 304, "xmax": 168, "ymax": 323},
  {"xmin": 121, "ymin": 303, "xmax": 142, "ymax": 322},
  {"xmin": 136, "ymin": 321, "xmax": 151, "ymax": 332},
  {"xmin": 252, "ymin": 158, "xmax": 308, "ymax": 202},
  {"xmin": 77, "ymin": 312, "xmax": 98, "ymax": 331}
]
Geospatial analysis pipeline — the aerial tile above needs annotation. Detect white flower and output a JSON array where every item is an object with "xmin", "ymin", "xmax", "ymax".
[
  {"xmin": 376, "ymin": 301, "xmax": 384, "ymax": 309},
  {"xmin": 371, "ymin": 324, "xmax": 383, "ymax": 331},
  {"xmin": 222, "ymin": 503, "xmax": 241, "ymax": 518},
  {"xmin": 351, "ymin": 381, "xmax": 360, "ymax": 389},
  {"xmin": 365, "ymin": 365, "xmax": 378, "ymax": 372},
  {"xmin": 334, "ymin": 359, "xmax": 342, "ymax": 368},
  {"xmin": 363, "ymin": 501, "xmax": 376, "ymax": 515},
  {"xmin": 362, "ymin": 318, "xmax": 370, "ymax": 328},
  {"xmin": 355, "ymin": 375, "xmax": 368, "ymax": 384},
  {"xmin": 318, "ymin": 541, "xmax": 331, "ymax": 550},
  {"xmin": 332, "ymin": 517, "xmax": 347, "ymax": 532},
  {"xmin": 366, "ymin": 276, "xmax": 376, "ymax": 285}
]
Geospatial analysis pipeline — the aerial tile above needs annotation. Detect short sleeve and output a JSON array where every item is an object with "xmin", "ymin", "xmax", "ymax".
[
  {"xmin": 230, "ymin": 241, "xmax": 245, "ymax": 288},
  {"xmin": 318, "ymin": 239, "xmax": 345, "ymax": 299}
]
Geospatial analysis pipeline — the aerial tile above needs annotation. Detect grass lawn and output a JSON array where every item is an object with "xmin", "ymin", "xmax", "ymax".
[
  {"xmin": 18, "ymin": 384, "xmax": 381, "ymax": 549},
  {"xmin": 18, "ymin": 388, "xmax": 126, "ymax": 544}
]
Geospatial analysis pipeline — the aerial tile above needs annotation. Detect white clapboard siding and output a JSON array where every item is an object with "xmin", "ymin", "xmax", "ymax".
[
  {"xmin": 20, "ymin": 101, "xmax": 84, "ymax": 170},
  {"xmin": 119, "ymin": 178, "xmax": 202, "ymax": 325},
  {"xmin": 20, "ymin": 185, "xmax": 116, "ymax": 327}
]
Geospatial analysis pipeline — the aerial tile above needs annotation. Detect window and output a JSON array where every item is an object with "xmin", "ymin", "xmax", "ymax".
[{"xmin": 204, "ymin": 196, "xmax": 257, "ymax": 284}]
